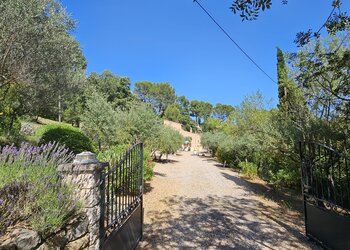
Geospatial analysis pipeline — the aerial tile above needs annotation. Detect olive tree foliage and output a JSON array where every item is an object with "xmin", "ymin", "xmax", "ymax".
[
  {"xmin": 201, "ymin": 131, "xmax": 227, "ymax": 156},
  {"xmin": 115, "ymin": 103, "xmax": 163, "ymax": 145},
  {"xmin": 0, "ymin": 0, "xmax": 85, "ymax": 125},
  {"xmin": 0, "ymin": 0, "xmax": 73, "ymax": 91},
  {"xmin": 229, "ymin": 0, "xmax": 350, "ymax": 46},
  {"xmin": 64, "ymin": 71, "xmax": 134, "ymax": 126},
  {"xmin": 80, "ymin": 90, "xmax": 117, "ymax": 150},
  {"xmin": 151, "ymin": 126, "xmax": 184, "ymax": 160},
  {"xmin": 201, "ymin": 92, "xmax": 300, "ymax": 187},
  {"xmin": 80, "ymin": 86, "xmax": 183, "ymax": 155},
  {"xmin": 24, "ymin": 37, "xmax": 86, "ymax": 121}
]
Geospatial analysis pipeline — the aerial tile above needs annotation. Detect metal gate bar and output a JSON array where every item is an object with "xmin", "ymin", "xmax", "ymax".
[
  {"xmin": 101, "ymin": 143, "xmax": 143, "ymax": 249},
  {"xmin": 300, "ymin": 142, "xmax": 350, "ymax": 249}
]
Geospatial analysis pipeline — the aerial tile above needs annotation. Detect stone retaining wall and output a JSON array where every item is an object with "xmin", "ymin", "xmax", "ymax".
[
  {"xmin": 0, "ymin": 152, "xmax": 105, "ymax": 250},
  {"xmin": 1, "ymin": 216, "xmax": 90, "ymax": 250}
]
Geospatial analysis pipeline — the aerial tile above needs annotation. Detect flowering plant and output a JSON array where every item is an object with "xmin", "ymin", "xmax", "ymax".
[{"xmin": 0, "ymin": 142, "xmax": 78, "ymax": 234}]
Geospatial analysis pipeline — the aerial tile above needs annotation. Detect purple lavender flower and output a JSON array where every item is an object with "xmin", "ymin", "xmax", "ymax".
[{"xmin": 0, "ymin": 198, "xmax": 4, "ymax": 205}]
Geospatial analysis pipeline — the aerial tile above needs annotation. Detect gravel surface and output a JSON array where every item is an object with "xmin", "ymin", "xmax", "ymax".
[{"xmin": 138, "ymin": 152, "xmax": 319, "ymax": 250}]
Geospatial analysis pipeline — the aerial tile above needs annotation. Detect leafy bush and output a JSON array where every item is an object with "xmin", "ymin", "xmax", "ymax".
[
  {"xmin": 97, "ymin": 144, "xmax": 130, "ymax": 166},
  {"xmin": 0, "ymin": 142, "xmax": 78, "ymax": 234},
  {"xmin": 151, "ymin": 126, "xmax": 184, "ymax": 160},
  {"xmin": 97, "ymin": 144, "xmax": 154, "ymax": 182},
  {"xmin": 269, "ymin": 168, "xmax": 300, "ymax": 188},
  {"xmin": 80, "ymin": 90, "xmax": 118, "ymax": 149},
  {"xmin": 239, "ymin": 162, "xmax": 258, "ymax": 179},
  {"xmin": 216, "ymin": 137, "xmax": 238, "ymax": 167},
  {"xmin": 115, "ymin": 104, "xmax": 163, "ymax": 145},
  {"xmin": 201, "ymin": 132, "xmax": 227, "ymax": 156},
  {"xmin": 37, "ymin": 124, "xmax": 95, "ymax": 154}
]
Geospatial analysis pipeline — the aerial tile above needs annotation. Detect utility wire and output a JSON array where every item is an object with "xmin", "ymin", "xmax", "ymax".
[
  {"xmin": 193, "ymin": 0, "xmax": 277, "ymax": 84},
  {"xmin": 316, "ymin": 5, "xmax": 336, "ymax": 34}
]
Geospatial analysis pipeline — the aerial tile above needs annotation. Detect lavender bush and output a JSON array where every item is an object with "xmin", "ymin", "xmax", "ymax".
[{"xmin": 0, "ymin": 142, "xmax": 79, "ymax": 234}]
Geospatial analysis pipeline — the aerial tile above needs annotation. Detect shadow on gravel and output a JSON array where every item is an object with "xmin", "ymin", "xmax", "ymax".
[
  {"xmin": 154, "ymin": 172, "xmax": 167, "ymax": 177},
  {"xmin": 220, "ymin": 171, "xmax": 304, "ymax": 213},
  {"xmin": 144, "ymin": 182, "xmax": 154, "ymax": 194},
  {"xmin": 139, "ymin": 195, "xmax": 318, "ymax": 250},
  {"xmin": 200, "ymin": 157, "xmax": 218, "ymax": 163},
  {"xmin": 154, "ymin": 159, "xmax": 179, "ymax": 164}
]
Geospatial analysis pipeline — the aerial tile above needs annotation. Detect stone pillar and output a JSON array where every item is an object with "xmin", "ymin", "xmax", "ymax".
[{"xmin": 58, "ymin": 152, "xmax": 105, "ymax": 250}]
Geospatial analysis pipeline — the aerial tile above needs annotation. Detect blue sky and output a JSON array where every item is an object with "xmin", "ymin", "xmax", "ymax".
[{"xmin": 61, "ymin": 0, "xmax": 349, "ymax": 107}]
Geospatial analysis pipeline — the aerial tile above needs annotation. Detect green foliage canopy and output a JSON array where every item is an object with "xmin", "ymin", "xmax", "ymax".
[
  {"xmin": 164, "ymin": 104, "xmax": 182, "ymax": 122},
  {"xmin": 152, "ymin": 126, "xmax": 184, "ymax": 159},
  {"xmin": 134, "ymin": 81, "xmax": 176, "ymax": 116},
  {"xmin": 87, "ymin": 71, "xmax": 133, "ymax": 110},
  {"xmin": 80, "ymin": 90, "xmax": 118, "ymax": 149},
  {"xmin": 0, "ymin": 0, "xmax": 86, "ymax": 131}
]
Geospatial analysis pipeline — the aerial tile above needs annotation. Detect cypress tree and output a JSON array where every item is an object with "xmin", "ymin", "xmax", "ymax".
[{"xmin": 277, "ymin": 47, "xmax": 289, "ymax": 112}]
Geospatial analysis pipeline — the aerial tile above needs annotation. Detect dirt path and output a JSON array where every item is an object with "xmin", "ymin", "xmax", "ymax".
[{"xmin": 138, "ymin": 152, "xmax": 318, "ymax": 250}]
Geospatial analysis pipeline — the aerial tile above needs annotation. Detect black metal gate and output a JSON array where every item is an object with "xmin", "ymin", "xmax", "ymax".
[
  {"xmin": 300, "ymin": 142, "xmax": 350, "ymax": 249},
  {"xmin": 101, "ymin": 143, "xmax": 144, "ymax": 250}
]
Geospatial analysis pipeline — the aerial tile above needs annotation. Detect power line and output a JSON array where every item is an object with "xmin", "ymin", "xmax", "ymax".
[
  {"xmin": 316, "ymin": 5, "xmax": 336, "ymax": 34},
  {"xmin": 193, "ymin": 0, "xmax": 277, "ymax": 84}
]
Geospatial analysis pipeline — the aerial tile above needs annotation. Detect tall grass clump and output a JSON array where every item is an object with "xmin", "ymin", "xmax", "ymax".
[{"xmin": 0, "ymin": 142, "xmax": 78, "ymax": 234}]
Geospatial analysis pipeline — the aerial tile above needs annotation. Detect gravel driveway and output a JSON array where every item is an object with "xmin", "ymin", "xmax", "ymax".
[{"xmin": 138, "ymin": 152, "xmax": 319, "ymax": 250}]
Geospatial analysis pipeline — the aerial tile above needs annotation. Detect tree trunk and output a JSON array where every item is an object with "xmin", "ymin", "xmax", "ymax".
[
  {"xmin": 58, "ymin": 94, "xmax": 62, "ymax": 122},
  {"xmin": 7, "ymin": 114, "xmax": 15, "ymax": 136}
]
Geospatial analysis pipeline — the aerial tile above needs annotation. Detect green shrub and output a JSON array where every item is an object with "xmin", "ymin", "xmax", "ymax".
[
  {"xmin": 239, "ymin": 162, "xmax": 258, "ymax": 179},
  {"xmin": 201, "ymin": 132, "xmax": 227, "ymax": 156},
  {"xmin": 151, "ymin": 127, "xmax": 184, "ymax": 160},
  {"xmin": 97, "ymin": 144, "xmax": 154, "ymax": 181},
  {"xmin": 216, "ymin": 138, "xmax": 240, "ymax": 167},
  {"xmin": 36, "ymin": 124, "xmax": 95, "ymax": 154},
  {"xmin": 269, "ymin": 168, "xmax": 300, "ymax": 188},
  {"xmin": 97, "ymin": 144, "xmax": 130, "ymax": 166}
]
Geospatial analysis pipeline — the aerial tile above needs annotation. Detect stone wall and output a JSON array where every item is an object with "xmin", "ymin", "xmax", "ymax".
[
  {"xmin": 0, "ymin": 152, "xmax": 105, "ymax": 250},
  {"xmin": 1, "ymin": 216, "xmax": 90, "ymax": 250}
]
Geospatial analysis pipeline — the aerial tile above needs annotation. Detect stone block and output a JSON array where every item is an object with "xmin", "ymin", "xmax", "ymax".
[
  {"xmin": 63, "ymin": 173, "xmax": 101, "ymax": 189},
  {"xmin": 66, "ymin": 218, "xmax": 89, "ymax": 241},
  {"xmin": 10, "ymin": 228, "xmax": 41, "ymax": 250},
  {"xmin": 78, "ymin": 187, "xmax": 100, "ymax": 208},
  {"xmin": 65, "ymin": 234, "xmax": 89, "ymax": 250},
  {"xmin": 42, "ymin": 229, "xmax": 67, "ymax": 248},
  {"xmin": 84, "ymin": 206, "xmax": 101, "ymax": 226}
]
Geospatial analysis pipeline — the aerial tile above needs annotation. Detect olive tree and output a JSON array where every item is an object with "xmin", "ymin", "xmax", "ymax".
[{"xmin": 0, "ymin": 0, "xmax": 85, "ymax": 122}]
